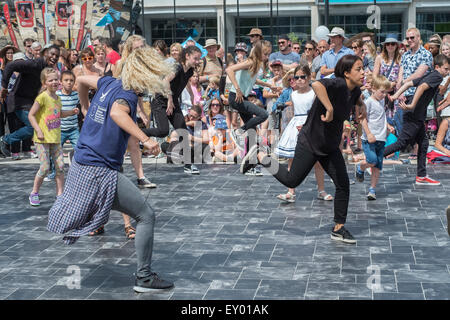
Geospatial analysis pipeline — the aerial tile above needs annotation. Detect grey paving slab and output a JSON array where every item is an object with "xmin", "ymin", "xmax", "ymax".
[{"xmin": 0, "ymin": 161, "xmax": 449, "ymax": 300}]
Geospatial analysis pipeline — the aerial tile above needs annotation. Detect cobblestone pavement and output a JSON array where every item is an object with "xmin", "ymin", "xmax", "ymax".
[{"xmin": 0, "ymin": 157, "xmax": 449, "ymax": 300}]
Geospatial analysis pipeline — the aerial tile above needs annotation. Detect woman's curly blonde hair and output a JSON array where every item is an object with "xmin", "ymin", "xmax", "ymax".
[{"xmin": 120, "ymin": 46, "xmax": 174, "ymax": 97}]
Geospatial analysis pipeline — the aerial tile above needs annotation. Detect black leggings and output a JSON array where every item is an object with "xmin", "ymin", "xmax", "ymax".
[
  {"xmin": 143, "ymin": 101, "xmax": 187, "ymax": 138},
  {"xmin": 228, "ymin": 92, "xmax": 268, "ymax": 131},
  {"xmin": 262, "ymin": 142, "xmax": 350, "ymax": 224}
]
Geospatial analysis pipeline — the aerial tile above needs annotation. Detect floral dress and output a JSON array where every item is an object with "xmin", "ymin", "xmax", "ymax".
[{"xmin": 379, "ymin": 59, "xmax": 400, "ymax": 119}]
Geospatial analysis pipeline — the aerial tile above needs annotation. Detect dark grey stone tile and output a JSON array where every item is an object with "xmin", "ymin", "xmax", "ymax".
[
  {"xmin": 5, "ymin": 288, "xmax": 46, "ymax": 300},
  {"xmin": 373, "ymin": 293, "xmax": 424, "ymax": 300},
  {"xmin": 203, "ymin": 289, "xmax": 256, "ymax": 300},
  {"xmin": 422, "ymin": 283, "xmax": 450, "ymax": 300}
]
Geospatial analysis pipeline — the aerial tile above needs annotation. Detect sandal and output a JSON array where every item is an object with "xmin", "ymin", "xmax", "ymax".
[
  {"xmin": 124, "ymin": 225, "xmax": 136, "ymax": 240},
  {"xmin": 276, "ymin": 192, "xmax": 296, "ymax": 203},
  {"xmin": 88, "ymin": 226, "xmax": 104, "ymax": 236},
  {"xmin": 318, "ymin": 191, "xmax": 333, "ymax": 201}
]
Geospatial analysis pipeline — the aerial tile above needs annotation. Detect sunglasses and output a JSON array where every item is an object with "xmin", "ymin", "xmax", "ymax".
[
  {"xmin": 385, "ymin": 43, "xmax": 397, "ymax": 47},
  {"xmin": 294, "ymin": 75, "xmax": 307, "ymax": 80},
  {"xmin": 305, "ymin": 47, "xmax": 314, "ymax": 51},
  {"xmin": 278, "ymin": 41, "xmax": 286, "ymax": 45},
  {"xmin": 406, "ymin": 36, "xmax": 415, "ymax": 41},
  {"xmin": 249, "ymin": 35, "xmax": 259, "ymax": 38},
  {"xmin": 82, "ymin": 56, "xmax": 94, "ymax": 61},
  {"xmin": 352, "ymin": 46, "xmax": 359, "ymax": 49},
  {"xmin": 211, "ymin": 103, "xmax": 221, "ymax": 107}
]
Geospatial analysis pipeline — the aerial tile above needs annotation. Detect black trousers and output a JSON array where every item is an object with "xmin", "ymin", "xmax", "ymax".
[
  {"xmin": 143, "ymin": 101, "xmax": 187, "ymax": 138},
  {"xmin": 384, "ymin": 117, "xmax": 428, "ymax": 177},
  {"xmin": 262, "ymin": 142, "xmax": 350, "ymax": 224}
]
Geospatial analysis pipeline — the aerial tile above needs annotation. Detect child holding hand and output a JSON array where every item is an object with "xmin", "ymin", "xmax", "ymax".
[
  {"xmin": 355, "ymin": 75, "xmax": 393, "ymax": 200},
  {"xmin": 27, "ymin": 68, "xmax": 79, "ymax": 206}
]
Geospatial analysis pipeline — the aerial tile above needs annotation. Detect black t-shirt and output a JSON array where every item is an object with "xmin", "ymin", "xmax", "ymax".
[
  {"xmin": 298, "ymin": 77, "xmax": 361, "ymax": 156},
  {"xmin": 152, "ymin": 63, "xmax": 194, "ymax": 108},
  {"xmin": 405, "ymin": 69, "xmax": 443, "ymax": 122}
]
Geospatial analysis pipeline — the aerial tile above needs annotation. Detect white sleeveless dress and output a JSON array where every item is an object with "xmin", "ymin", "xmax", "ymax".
[{"xmin": 275, "ymin": 89, "xmax": 315, "ymax": 158}]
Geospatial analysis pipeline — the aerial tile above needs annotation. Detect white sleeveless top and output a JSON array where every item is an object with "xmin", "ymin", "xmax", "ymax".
[{"xmin": 291, "ymin": 89, "xmax": 315, "ymax": 125}]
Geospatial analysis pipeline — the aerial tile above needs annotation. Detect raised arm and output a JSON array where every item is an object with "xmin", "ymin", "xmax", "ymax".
[{"xmin": 75, "ymin": 75, "xmax": 100, "ymax": 116}]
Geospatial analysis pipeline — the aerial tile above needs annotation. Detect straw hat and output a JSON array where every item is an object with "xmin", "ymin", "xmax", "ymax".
[
  {"xmin": 204, "ymin": 39, "xmax": 220, "ymax": 49},
  {"xmin": 0, "ymin": 45, "xmax": 20, "ymax": 60}
]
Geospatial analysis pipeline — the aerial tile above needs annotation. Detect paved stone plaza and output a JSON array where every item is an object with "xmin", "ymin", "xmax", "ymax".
[{"xmin": 0, "ymin": 157, "xmax": 449, "ymax": 300}]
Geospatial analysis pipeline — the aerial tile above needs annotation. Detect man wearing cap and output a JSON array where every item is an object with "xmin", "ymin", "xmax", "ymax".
[
  {"xmin": 269, "ymin": 34, "xmax": 300, "ymax": 72},
  {"xmin": 199, "ymin": 39, "xmax": 224, "ymax": 87},
  {"xmin": 248, "ymin": 28, "xmax": 264, "ymax": 48},
  {"xmin": 0, "ymin": 45, "xmax": 61, "ymax": 157},
  {"xmin": 320, "ymin": 27, "xmax": 354, "ymax": 78}
]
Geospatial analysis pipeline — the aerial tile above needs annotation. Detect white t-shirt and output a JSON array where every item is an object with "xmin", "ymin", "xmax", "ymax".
[{"xmin": 363, "ymin": 96, "xmax": 388, "ymax": 142}]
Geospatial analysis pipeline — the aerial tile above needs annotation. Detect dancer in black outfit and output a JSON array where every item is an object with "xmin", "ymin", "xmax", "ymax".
[
  {"xmin": 241, "ymin": 55, "xmax": 366, "ymax": 244},
  {"xmin": 143, "ymin": 45, "xmax": 201, "ymax": 174}
]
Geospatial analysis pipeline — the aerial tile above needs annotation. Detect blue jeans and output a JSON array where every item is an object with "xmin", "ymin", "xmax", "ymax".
[
  {"xmin": 3, "ymin": 109, "xmax": 34, "ymax": 145},
  {"xmin": 362, "ymin": 140, "xmax": 385, "ymax": 170}
]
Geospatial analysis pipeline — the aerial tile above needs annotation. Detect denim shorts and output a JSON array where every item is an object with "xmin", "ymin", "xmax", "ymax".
[{"xmin": 362, "ymin": 140, "xmax": 385, "ymax": 170}]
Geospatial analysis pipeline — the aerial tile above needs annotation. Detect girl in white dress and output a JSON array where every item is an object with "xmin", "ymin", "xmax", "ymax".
[{"xmin": 275, "ymin": 64, "xmax": 333, "ymax": 203}]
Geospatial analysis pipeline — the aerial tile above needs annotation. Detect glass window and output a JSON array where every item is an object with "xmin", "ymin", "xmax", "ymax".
[
  {"xmin": 417, "ymin": 13, "xmax": 450, "ymax": 38},
  {"xmin": 152, "ymin": 18, "xmax": 217, "ymax": 45}
]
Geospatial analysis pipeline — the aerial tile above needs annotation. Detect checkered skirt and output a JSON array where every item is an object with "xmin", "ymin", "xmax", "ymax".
[{"xmin": 47, "ymin": 160, "xmax": 118, "ymax": 244}]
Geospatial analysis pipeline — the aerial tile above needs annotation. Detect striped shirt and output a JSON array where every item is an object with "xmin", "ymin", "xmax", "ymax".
[{"xmin": 56, "ymin": 90, "xmax": 79, "ymax": 131}]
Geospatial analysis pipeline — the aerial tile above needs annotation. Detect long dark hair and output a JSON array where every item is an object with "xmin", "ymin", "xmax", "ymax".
[
  {"xmin": 335, "ymin": 54, "xmax": 362, "ymax": 79},
  {"xmin": 180, "ymin": 45, "xmax": 202, "ymax": 65}
]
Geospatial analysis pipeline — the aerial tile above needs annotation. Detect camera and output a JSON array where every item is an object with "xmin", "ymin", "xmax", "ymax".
[{"xmin": 274, "ymin": 103, "xmax": 287, "ymax": 130}]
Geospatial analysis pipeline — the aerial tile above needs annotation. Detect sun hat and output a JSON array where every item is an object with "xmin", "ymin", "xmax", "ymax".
[
  {"xmin": 327, "ymin": 27, "xmax": 346, "ymax": 38},
  {"xmin": 0, "ymin": 45, "xmax": 20, "ymax": 60},
  {"xmin": 204, "ymin": 39, "xmax": 220, "ymax": 49},
  {"xmin": 381, "ymin": 34, "xmax": 401, "ymax": 45},
  {"xmin": 247, "ymin": 28, "xmax": 263, "ymax": 37},
  {"xmin": 213, "ymin": 114, "xmax": 228, "ymax": 130}
]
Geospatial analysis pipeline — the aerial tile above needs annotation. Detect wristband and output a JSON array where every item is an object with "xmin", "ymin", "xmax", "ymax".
[{"xmin": 206, "ymin": 75, "xmax": 209, "ymax": 81}]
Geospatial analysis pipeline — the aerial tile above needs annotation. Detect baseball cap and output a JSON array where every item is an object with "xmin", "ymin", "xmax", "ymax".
[
  {"xmin": 234, "ymin": 42, "xmax": 248, "ymax": 53},
  {"xmin": 270, "ymin": 60, "xmax": 282, "ymax": 67}
]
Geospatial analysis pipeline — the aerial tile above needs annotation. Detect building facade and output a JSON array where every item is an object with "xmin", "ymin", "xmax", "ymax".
[{"xmin": 139, "ymin": 0, "xmax": 450, "ymax": 50}]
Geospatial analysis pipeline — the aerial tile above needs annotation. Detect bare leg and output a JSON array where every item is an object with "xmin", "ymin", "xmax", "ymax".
[
  {"xmin": 55, "ymin": 174, "xmax": 64, "ymax": 196},
  {"xmin": 128, "ymin": 136, "xmax": 145, "ymax": 179},
  {"xmin": 31, "ymin": 174, "xmax": 44, "ymax": 194}
]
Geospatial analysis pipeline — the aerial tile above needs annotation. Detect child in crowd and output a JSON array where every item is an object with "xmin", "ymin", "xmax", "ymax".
[
  {"xmin": 275, "ymin": 64, "xmax": 333, "ymax": 203},
  {"xmin": 355, "ymin": 75, "xmax": 393, "ymax": 200},
  {"xmin": 27, "ymin": 68, "xmax": 79, "ymax": 206},
  {"xmin": 204, "ymin": 76, "xmax": 221, "ymax": 103},
  {"xmin": 47, "ymin": 70, "xmax": 80, "ymax": 180}
]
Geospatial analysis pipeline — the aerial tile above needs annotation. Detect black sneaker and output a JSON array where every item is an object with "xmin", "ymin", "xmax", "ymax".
[
  {"xmin": 240, "ymin": 144, "xmax": 258, "ymax": 174},
  {"xmin": 137, "ymin": 177, "xmax": 157, "ymax": 188},
  {"xmin": 0, "ymin": 136, "xmax": 11, "ymax": 157},
  {"xmin": 133, "ymin": 273, "xmax": 174, "ymax": 293},
  {"xmin": 331, "ymin": 226, "xmax": 356, "ymax": 244},
  {"xmin": 355, "ymin": 164, "xmax": 364, "ymax": 183},
  {"xmin": 230, "ymin": 128, "xmax": 246, "ymax": 152}
]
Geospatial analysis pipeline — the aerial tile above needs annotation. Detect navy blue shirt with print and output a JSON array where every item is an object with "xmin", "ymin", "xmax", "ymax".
[{"xmin": 75, "ymin": 76, "xmax": 138, "ymax": 170}]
